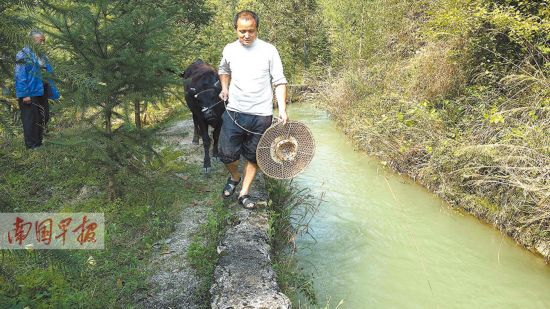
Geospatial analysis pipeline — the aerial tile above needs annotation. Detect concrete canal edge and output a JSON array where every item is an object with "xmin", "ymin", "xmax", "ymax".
[{"xmin": 210, "ymin": 178, "xmax": 291, "ymax": 309}]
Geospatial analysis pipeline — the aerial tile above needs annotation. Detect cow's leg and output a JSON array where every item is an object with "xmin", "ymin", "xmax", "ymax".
[
  {"xmin": 198, "ymin": 120, "xmax": 211, "ymax": 173},
  {"xmin": 212, "ymin": 122, "xmax": 221, "ymax": 160},
  {"xmin": 191, "ymin": 114, "xmax": 200, "ymax": 145}
]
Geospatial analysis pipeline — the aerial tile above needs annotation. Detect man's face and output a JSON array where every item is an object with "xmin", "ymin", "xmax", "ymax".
[
  {"xmin": 33, "ymin": 34, "xmax": 46, "ymax": 45},
  {"xmin": 236, "ymin": 18, "xmax": 257, "ymax": 46}
]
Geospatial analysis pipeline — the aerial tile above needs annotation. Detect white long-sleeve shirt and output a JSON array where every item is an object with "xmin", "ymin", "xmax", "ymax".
[{"xmin": 218, "ymin": 39, "xmax": 287, "ymax": 116}]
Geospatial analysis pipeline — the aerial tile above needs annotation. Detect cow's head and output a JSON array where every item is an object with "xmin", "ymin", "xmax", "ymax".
[{"xmin": 187, "ymin": 72, "xmax": 222, "ymax": 122}]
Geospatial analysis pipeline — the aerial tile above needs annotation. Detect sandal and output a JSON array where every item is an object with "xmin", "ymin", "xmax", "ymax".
[
  {"xmin": 222, "ymin": 177, "xmax": 241, "ymax": 198},
  {"xmin": 238, "ymin": 195, "xmax": 256, "ymax": 210}
]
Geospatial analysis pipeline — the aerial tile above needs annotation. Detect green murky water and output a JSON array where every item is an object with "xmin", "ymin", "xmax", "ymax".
[{"xmin": 289, "ymin": 103, "xmax": 550, "ymax": 308}]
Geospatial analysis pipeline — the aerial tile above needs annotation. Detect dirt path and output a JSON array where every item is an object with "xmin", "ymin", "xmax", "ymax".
[
  {"xmin": 138, "ymin": 119, "xmax": 291, "ymax": 309},
  {"xmin": 138, "ymin": 120, "xmax": 214, "ymax": 309}
]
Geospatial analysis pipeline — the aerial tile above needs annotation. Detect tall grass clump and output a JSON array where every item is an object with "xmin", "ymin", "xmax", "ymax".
[
  {"xmin": 265, "ymin": 178, "xmax": 322, "ymax": 305},
  {"xmin": 316, "ymin": 0, "xmax": 549, "ymax": 259}
]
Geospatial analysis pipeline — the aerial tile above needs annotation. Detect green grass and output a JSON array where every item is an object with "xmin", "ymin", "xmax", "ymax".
[
  {"xmin": 265, "ymin": 178, "xmax": 321, "ymax": 306},
  {"xmin": 186, "ymin": 194, "xmax": 232, "ymax": 308},
  {"xmin": 0, "ymin": 108, "xmax": 219, "ymax": 307}
]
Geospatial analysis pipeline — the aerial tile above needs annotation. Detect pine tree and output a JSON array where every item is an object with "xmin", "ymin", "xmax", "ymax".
[
  {"xmin": 37, "ymin": 0, "xmax": 210, "ymax": 198},
  {"xmin": 0, "ymin": 0, "xmax": 34, "ymax": 79},
  {"xmin": 0, "ymin": 0, "xmax": 34, "ymax": 136}
]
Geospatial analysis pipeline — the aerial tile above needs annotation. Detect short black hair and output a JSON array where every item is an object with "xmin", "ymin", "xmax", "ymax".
[{"xmin": 233, "ymin": 10, "xmax": 259, "ymax": 29}]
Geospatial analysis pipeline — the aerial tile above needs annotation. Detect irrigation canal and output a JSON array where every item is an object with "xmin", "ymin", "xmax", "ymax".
[{"xmin": 290, "ymin": 103, "xmax": 550, "ymax": 308}]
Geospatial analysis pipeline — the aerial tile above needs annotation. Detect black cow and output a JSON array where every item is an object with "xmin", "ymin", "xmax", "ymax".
[{"xmin": 182, "ymin": 60, "xmax": 225, "ymax": 173}]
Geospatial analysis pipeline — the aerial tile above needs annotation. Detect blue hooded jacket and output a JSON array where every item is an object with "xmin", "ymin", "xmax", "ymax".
[{"xmin": 14, "ymin": 46, "xmax": 60, "ymax": 100}]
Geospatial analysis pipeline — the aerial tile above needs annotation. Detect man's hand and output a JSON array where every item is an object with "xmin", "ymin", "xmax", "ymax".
[
  {"xmin": 219, "ymin": 74, "xmax": 230, "ymax": 102},
  {"xmin": 22, "ymin": 97, "xmax": 31, "ymax": 104},
  {"xmin": 274, "ymin": 84, "xmax": 288, "ymax": 125},
  {"xmin": 219, "ymin": 89, "xmax": 228, "ymax": 102},
  {"xmin": 279, "ymin": 109, "xmax": 288, "ymax": 125}
]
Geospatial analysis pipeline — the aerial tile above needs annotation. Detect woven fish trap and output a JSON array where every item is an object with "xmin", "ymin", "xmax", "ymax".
[{"xmin": 256, "ymin": 120, "xmax": 315, "ymax": 179}]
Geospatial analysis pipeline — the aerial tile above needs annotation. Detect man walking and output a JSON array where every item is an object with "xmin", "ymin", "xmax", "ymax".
[
  {"xmin": 14, "ymin": 30, "xmax": 60, "ymax": 149},
  {"xmin": 218, "ymin": 10, "xmax": 288, "ymax": 209}
]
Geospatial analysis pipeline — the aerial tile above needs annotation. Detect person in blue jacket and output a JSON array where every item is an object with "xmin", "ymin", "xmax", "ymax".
[{"xmin": 14, "ymin": 30, "xmax": 60, "ymax": 149}]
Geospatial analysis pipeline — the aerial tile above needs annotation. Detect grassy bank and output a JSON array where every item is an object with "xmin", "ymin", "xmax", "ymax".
[
  {"xmin": 316, "ymin": 0, "xmax": 549, "ymax": 260},
  {"xmin": 0, "ymin": 102, "xmax": 226, "ymax": 307},
  {"xmin": 265, "ymin": 178, "xmax": 322, "ymax": 305}
]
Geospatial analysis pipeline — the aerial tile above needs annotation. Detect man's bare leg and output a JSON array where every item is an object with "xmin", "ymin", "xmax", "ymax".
[
  {"xmin": 225, "ymin": 160, "xmax": 241, "ymax": 182},
  {"xmin": 239, "ymin": 160, "xmax": 258, "ymax": 197}
]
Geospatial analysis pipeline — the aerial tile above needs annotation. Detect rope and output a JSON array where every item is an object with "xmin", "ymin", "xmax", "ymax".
[
  {"xmin": 223, "ymin": 100, "xmax": 273, "ymax": 136},
  {"xmin": 193, "ymin": 82, "xmax": 281, "ymax": 135},
  {"xmin": 197, "ymin": 95, "xmax": 279, "ymax": 136},
  {"xmin": 193, "ymin": 87, "xmax": 216, "ymax": 98},
  {"xmin": 200, "ymin": 99, "xmax": 223, "ymax": 112}
]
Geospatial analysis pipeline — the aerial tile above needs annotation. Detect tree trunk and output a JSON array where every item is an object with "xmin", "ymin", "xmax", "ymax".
[
  {"xmin": 303, "ymin": 41, "xmax": 309, "ymax": 70},
  {"xmin": 105, "ymin": 108, "xmax": 112, "ymax": 134},
  {"xmin": 107, "ymin": 174, "xmax": 116, "ymax": 201},
  {"xmin": 134, "ymin": 99, "xmax": 142, "ymax": 130},
  {"xmin": 104, "ymin": 106, "xmax": 116, "ymax": 200},
  {"xmin": 359, "ymin": 4, "xmax": 365, "ymax": 61}
]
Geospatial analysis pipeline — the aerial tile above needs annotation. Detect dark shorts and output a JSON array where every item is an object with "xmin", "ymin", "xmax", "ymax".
[{"xmin": 218, "ymin": 110, "xmax": 272, "ymax": 164}]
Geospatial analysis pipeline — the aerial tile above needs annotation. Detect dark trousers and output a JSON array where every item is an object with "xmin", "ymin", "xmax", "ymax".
[{"xmin": 18, "ymin": 95, "xmax": 49, "ymax": 149}]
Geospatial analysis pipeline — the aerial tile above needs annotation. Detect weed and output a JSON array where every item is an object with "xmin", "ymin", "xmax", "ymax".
[
  {"xmin": 186, "ymin": 191, "xmax": 232, "ymax": 308},
  {"xmin": 265, "ymin": 178, "xmax": 323, "ymax": 305}
]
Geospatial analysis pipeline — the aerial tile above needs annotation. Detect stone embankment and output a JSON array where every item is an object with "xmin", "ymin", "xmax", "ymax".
[{"xmin": 211, "ymin": 189, "xmax": 291, "ymax": 309}]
